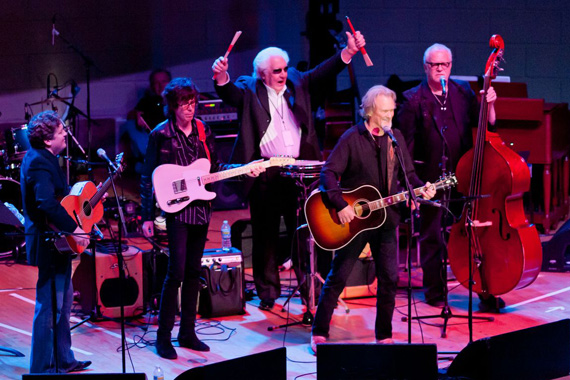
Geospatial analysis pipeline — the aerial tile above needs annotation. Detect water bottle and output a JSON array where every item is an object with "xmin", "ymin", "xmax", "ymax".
[
  {"xmin": 153, "ymin": 365, "xmax": 164, "ymax": 380},
  {"xmin": 221, "ymin": 220, "xmax": 231, "ymax": 251}
]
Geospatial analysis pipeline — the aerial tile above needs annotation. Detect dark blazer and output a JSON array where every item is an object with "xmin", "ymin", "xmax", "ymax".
[
  {"xmin": 20, "ymin": 148, "xmax": 77, "ymax": 267},
  {"xmin": 214, "ymin": 51, "xmax": 348, "ymax": 168},
  {"xmin": 396, "ymin": 79, "xmax": 478, "ymax": 183}
]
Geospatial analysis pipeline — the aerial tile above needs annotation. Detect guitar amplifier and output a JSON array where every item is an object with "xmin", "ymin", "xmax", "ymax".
[{"xmin": 199, "ymin": 248, "xmax": 246, "ymax": 317}]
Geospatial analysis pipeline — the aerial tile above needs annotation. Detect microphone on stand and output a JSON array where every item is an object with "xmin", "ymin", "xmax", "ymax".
[
  {"xmin": 51, "ymin": 15, "xmax": 59, "ymax": 46},
  {"xmin": 440, "ymin": 76, "xmax": 447, "ymax": 96},
  {"xmin": 97, "ymin": 148, "xmax": 119, "ymax": 171},
  {"xmin": 381, "ymin": 125, "xmax": 399, "ymax": 147}
]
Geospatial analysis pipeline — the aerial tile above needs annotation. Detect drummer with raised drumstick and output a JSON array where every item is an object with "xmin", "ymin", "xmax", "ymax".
[{"xmin": 211, "ymin": 30, "xmax": 366, "ymax": 312}]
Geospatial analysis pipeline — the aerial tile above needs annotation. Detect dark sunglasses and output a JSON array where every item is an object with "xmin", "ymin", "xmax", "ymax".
[{"xmin": 272, "ymin": 66, "xmax": 289, "ymax": 74}]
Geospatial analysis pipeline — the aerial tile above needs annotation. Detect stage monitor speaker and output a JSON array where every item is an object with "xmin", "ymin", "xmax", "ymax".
[
  {"xmin": 447, "ymin": 318, "xmax": 570, "ymax": 380},
  {"xmin": 317, "ymin": 343, "xmax": 438, "ymax": 380},
  {"xmin": 23, "ymin": 374, "xmax": 146, "ymax": 379},
  {"xmin": 174, "ymin": 347, "xmax": 286, "ymax": 380},
  {"xmin": 73, "ymin": 244, "xmax": 144, "ymax": 318},
  {"xmin": 542, "ymin": 218, "xmax": 570, "ymax": 272}
]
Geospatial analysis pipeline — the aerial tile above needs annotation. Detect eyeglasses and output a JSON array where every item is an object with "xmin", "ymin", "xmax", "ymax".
[
  {"xmin": 272, "ymin": 66, "xmax": 289, "ymax": 74},
  {"xmin": 178, "ymin": 100, "xmax": 196, "ymax": 109},
  {"xmin": 426, "ymin": 61, "xmax": 452, "ymax": 69}
]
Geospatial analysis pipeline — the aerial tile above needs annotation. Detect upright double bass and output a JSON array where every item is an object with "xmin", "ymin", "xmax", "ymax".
[{"xmin": 448, "ymin": 35, "xmax": 542, "ymax": 297}]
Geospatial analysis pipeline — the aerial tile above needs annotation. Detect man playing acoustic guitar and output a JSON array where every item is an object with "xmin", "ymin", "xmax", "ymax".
[
  {"xmin": 310, "ymin": 86, "xmax": 436, "ymax": 353},
  {"xmin": 21, "ymin": 111, "xmax": 92, "ymax": 373}
]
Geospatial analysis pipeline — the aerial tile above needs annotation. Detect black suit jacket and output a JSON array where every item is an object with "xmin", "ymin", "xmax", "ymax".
[
  {"xmin": 396, "ymin": 79, "xmax": 478, "ymax": 183},
  {"xmin": 20, "ymin": 148, "xmax": 77, "ymax": 267},
  {"xmin": 214, "ymin": 51, "xmax": 348, "ymax": 193}
]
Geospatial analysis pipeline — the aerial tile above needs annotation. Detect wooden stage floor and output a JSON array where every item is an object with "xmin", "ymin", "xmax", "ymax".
[{"xmin": 1, "ymin": 208, "xmax": 570, "ymax": 379}]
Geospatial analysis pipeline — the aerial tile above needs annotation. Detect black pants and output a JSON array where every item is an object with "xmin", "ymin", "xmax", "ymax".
[
  {"xmin": 157, "ymin": 218, "xmax": 208, "ymax": 341},
  {"xmin": 249, "ymin": 168, "xmax": 300, "ymax": 303}
]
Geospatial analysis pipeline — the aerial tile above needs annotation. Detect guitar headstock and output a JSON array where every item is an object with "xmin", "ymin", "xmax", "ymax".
[
  {"xmin": 435, "ymin": 174, "xmax": 458, "ymax": 190},
  {"xmin": 268, "ymin": 156, "xmax": 296, "ymax": 167},
  {"xmin": 484, "ymin": 34, "xmax": 505, "ymax": 79},
  {"xmin": 114, "ymin": 152, "xmax": 125, "ymax": 174}
]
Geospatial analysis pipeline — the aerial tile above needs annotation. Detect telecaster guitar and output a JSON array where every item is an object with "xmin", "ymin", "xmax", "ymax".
[
  {"xmin": 53, "ymin": 153, "xmax": 124, "ymax": 255},
  {"xmin": 305, "ymin": 175, "xmax": 457, "ymax": 251},
  {"xmin": 153, "ymin": 156, "xmax": 295, "ymax": 213}
]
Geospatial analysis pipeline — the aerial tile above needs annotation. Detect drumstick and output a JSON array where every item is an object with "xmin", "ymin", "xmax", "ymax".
[
  {"xmin": 345, "ymin": 16, "xmax": 373, "ymax": 67},
  {"xmin": 214, "ymin": 31, "xmax": 242, "ymax": 80},
  {"xmin": 223, "ymin": 31, "xmax": 242, "ymax": 59}
]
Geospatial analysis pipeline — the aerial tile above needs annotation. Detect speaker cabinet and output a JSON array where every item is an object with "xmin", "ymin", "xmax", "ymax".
[
  {"xmin": 317, "ymin": 343, "xmax": 438, "ymax": 380},
  {"xmin": 542, "ymin": 218, "xmax": 570, "ymax": 272},
  {"xmin": 447, "ymin": 319, "xmax": 570, "ymax": 380},
  {"xmin": 73, "ymin": 245, "xmax": 144, "ymax": 318},
  {"xmin": 174, "ymin": 347, "xmax": 286, "ymax": 380},
  {"xmin": 211, "ymin": 134, "xmax": 247, "ymax": 210}
]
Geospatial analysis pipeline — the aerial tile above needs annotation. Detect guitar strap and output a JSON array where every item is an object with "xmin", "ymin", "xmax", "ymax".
[{"xmin": 195, "ymin": 118, "xmax": 211, "ymax": 162}]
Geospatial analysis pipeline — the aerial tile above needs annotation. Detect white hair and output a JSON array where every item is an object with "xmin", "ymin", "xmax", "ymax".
[
  {"xmin": 423, "ymin": 43, "xmax": 453, "ymax": 64},
  {"xmin": 359, "ymin": 85, "xmax": 397, "ymax": 120},
  {"xmin": 252, "ymin": 47, "xmax": 290, "ymax": 79}
]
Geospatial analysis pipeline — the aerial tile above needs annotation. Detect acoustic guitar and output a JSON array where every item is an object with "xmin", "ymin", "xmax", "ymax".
[
  {"xmin": 305, "ymin": 175, "xmax": 457, "ymax": 251},
  {"xmin": 53, "ymin": 153, "xmax": 124, "ymax": 255}
]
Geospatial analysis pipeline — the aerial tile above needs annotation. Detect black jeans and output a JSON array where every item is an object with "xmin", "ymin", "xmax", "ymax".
[
  {"xmin": 312, "ymin": 227, "xmax": 398, "ymax": 341},
  {"xmin": 157, "ymin": 218, "xmax": 208, "ymax": 341},
  {"xmin": 249, "ymin": 168, "xmax": 298, "ymax": 303}
]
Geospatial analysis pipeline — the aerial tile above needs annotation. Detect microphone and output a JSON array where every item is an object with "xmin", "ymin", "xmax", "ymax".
[
  {"xmin": 416, "ymin": 198, "xmax": 442, "ymax": 208},
  {"xmin": 440, "ymin": 76, "xmax": 446, "ymax": 96},
  {"xmin": 51, "ymin": 15, "xmax": 59, "ymax": 46},
  {"xmin": 97, "ymin": 148, "xmax": 119, "ymax": 171},
  {"xmin": 381, "ymin": 125, "xmax": 399, "ymax": 147}
]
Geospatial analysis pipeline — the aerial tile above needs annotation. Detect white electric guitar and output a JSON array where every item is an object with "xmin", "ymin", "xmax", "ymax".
[{"xmin": 152, "ymin": 156, "xmax": 295, "ymax": 213}]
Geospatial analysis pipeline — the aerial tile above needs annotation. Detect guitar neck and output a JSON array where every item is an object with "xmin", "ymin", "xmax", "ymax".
[
  {"xmin": 368, "ymin": 182, "xmax": 445, "ymax": 211},
  {"xmin": 88, "ymin": 173, "xmax": 115, "ymax": 209},
  {"xmin": 200, "ymin": 161, "xmax": 272, "ymax": 185}
]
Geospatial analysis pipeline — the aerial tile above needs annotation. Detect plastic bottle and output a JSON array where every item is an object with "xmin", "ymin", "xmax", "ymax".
[
  {"xmin": 153, "ymin": 365, "xmax": 164, "ymax": 380},
  {"xmin": 221, "ymin": 220, "xmax": 231, "ymax": 251}
]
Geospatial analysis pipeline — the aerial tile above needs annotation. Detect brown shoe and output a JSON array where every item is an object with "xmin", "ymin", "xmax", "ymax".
[{"xmin": 310, "ymin": 334, "xmax": 327, "ymax": 355}]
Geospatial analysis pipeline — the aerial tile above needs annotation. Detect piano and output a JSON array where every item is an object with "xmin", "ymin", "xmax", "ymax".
[{"xmin": 471, "ymin": 81, "xmax": 570, "ymax": 232}]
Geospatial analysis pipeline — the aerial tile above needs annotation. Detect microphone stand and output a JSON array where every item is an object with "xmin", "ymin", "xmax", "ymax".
[
  {"xmin": 387, "ymin": 135, "xmax": 421, "ymax": 344},
  {"xmin": 52, "ymin": 22, "xmax": 98, "ymax": 175},
  {"xmin": 106, "ymin": 163, "xmax": 127, "ymax": 373},
  {"xmin": 402, "ymin": 127, "xmax": 493, "ymax": 338}
]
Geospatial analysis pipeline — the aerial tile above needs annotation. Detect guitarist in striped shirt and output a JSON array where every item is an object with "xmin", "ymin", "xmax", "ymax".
[
  {"xmin": 310, "ymin": 86, "xmax": 435, "ymax": 353},
  {"xmin": 141, "ymin": 77, "xmax": 263, "ymax": 359}
]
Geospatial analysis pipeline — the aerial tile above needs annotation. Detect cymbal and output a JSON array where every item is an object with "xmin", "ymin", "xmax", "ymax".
[{"xmin": 28, "ymin": 96, "xmax": 73, "ymax": 106}]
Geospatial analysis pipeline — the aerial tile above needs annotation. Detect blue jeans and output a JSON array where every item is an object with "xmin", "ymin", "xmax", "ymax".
[
  {"xmin": 30, "ymin": 253, "xmax": 77, "ymax": 373},
  {"xmin": 157, "ymin": 218, "xmax": 208, "ymax": 341},
  {"xmin": 312, "ymin": 227, "xmax": 398, "ymax": 340}
]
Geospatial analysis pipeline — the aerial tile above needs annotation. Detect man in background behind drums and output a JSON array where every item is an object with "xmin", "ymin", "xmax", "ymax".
[
  {"xmin": 21, "ymin": 110, "xmax": 91, "ymax": 373},
  {"xmin": 212, "ymin": 31, "xmax": 366, "ymax": 311},
  {"xmin": 396, "ymin": 43, "xmax": 500, "ymax": 311},
  {"xmin": 310, "ymin": 86, "xmax": 436, "ymax": 353}
]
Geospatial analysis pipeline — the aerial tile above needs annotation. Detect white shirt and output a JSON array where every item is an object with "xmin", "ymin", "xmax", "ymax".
[{"xmin": 259, "ymin": 84, "xmax": 302, "ymax": 158}]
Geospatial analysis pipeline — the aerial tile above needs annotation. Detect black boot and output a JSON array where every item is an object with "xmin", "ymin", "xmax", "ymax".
[
  {"xmin": 178, "ymin": 333, "xmax": 210, "ymax": 352},
  {"xmin": 156, "ymin": 332, "xmax": 177, "ymax": 359}
]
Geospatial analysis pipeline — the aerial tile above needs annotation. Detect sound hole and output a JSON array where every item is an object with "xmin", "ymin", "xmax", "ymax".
[
  {"xmin": 354, "ymin": 200, "xmax": 370, "ymax": 218},
  {"xmin": 83, "ymin": 201, "xmax": 92, "ymax": 217}
]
